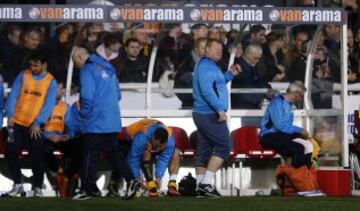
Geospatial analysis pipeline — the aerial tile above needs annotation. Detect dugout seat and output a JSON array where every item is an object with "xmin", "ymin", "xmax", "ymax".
[
  {"xmin": 118, "ymin": 127, "xmax": 128, "ymax": 141},
  {"xmin": 169, "ymin": 126, "xmax": 194, "ymax": 157},
  {"xmin": 232, "ymin": 126, "xmax": 277, "ymax": 159},
  {"xmin": 231, "ymin": 126, "xmax": 277, "ymax": 196}
]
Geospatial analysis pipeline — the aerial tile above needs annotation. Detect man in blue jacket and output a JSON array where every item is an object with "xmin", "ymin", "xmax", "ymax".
[
  {"xmin": 128, "ymin": 119, "xmax": 175, "ymax": 197},
  {"xmin": 71, "ymin": 45, "xmax": 136, "ymax": 200},
  {"xmin": 3, "ymin": 50, "xmax": 57, "ymax": 197},
  {"xmin": 192, "ymin": 38, "xmax": 241, "ymax": 198},
  {"xmin": 260, "ymin": 81, "xmax": 311, "ymax": 168},
  {"xmin": 107, "ymin": 119, "xmax": 176, "ymax": 197}
]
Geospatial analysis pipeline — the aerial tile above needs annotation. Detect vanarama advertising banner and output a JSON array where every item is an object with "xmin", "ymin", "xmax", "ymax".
[
  {"xmin": 108, "ymin": 6, "xmax": 345, "ymax": 24},
  {"xmin": 0, "ymin": 5, "xmax": 346, "ymax": 24},
  {"xmin": 109, "ymin": 6, "xmax": 184, "ymax": 22},
  {"xmin": 0, "ymin": 5, "xmax": 106, "ymax": 22}
]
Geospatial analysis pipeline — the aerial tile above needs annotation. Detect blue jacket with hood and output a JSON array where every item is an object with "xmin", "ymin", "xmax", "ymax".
[
  {"xmin": 79, "ymin": 53, "xmax": 121, "ymax": 133},
  {"xmin": 260, "ymin": 95, "xmax": 302, "ymax": 137}
]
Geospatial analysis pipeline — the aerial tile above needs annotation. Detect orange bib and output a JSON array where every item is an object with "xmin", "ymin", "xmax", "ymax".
[
  {"xmin": 13, "ymin": 70, "xmax": 53, "ymax": 127},
  {"xmin": 126, "ymin": 118, "xmax": 172, "ymax": 140},
  {"xmin": 276, "ymin": 165, "xmax": 319, "ymax": 196},
  {"xmin": 44, "ymin": 101, "xmax": 67, "ymax": 133}
]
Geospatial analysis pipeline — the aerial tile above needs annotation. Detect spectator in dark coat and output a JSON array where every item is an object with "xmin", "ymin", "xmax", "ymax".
[
  {"xmin": 5, "ymin": 26, "xmax": 44, "ymax": 86},
  {"xmin": 175, "ymin": 38, "xmax": 207, "ymax": 108},
  {"xmin": 45, "ymin": 24, "xmax": 74, "ymax": 84},
  {"xmin": 232, "ymin": 44, "xmax": 271, "ymax": 109},
  {"xmin": 0, "ymin": 24, "xmax": 23, "ymax": 85},
  {"xmin": 117, "ymin": 38, "xmax": 148, "ymax": 83},
  {"xmin": 153, "ymin": 24, "xmax": 182, "ymax": 82},
  {"xmin": 257, "ymin": 31, "xmax": 287, "ymax": 83},
  {"xmin": 242, "ymin": 25, "xmax": 266, "ymax": 49}
]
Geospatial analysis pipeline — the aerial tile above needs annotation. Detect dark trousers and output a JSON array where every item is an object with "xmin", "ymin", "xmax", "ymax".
[
  {"xmin": 81, "ymin": 133, "xmax": 134, "ymax": 195},
  {"xmin": 5, "ymin": 123, "xmax": 44, "ymax": 188},
  {"xmin": 43, "ymin": 136, "xmax": 83, "ymax": 179},
  {"xmin": 260, "ymin": 132, "xmax": 312, "ymax": 168},
  {"xmin": 192, "ymin": 112, "xmax": 231, "ymax": 166},
  {"xmin": 109, "ymin": 140, "xmax": 132, "ymax": 183}
]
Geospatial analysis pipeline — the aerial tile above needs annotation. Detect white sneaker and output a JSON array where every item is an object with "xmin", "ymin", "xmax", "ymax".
[
  {"xmin": 72, "ymin": 191, "xmax": 92, "ymax": 200},
  {"xmin": 198, "ymin": 183, "xmax": 221, "ymax": 198},
  {"xmin": 1, "ymin": 184, "xmax": 26, "ymax": 197},
  {"xmin": 33, "ymin": 187, "xmax": 43, "ymax": 197}
]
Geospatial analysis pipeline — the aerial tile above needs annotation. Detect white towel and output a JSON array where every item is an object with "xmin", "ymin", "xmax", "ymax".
[{"xmin": 293, "ymin": 138, "xmax": 314, "ymax": 154}]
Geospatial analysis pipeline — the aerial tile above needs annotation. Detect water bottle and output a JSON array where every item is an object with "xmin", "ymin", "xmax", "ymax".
[
  {"xmin": 7, "ymin": 126, "xmax": 14, "ymax": 143},
  {"xmin": 261, "ymin": 98, "xmax": 269, "ymax": 110}
]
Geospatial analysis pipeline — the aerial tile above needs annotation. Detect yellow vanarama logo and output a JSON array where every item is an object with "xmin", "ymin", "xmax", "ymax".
[
  {"xmin": 269, "ymin": 9, "xmax": 341, "ymax": 22},
  {"xmin": 51, "ymin": 115, "xmax": 64, "ymax": 121},
  {"xmin": 24, "ymin": 89, "xmax": 42, "ymax": 97},
  {"xmin": 110, "ymin": 8, "xmax": 183, "ymax": 21},
  {"xmin": 0, "ymin": 7, "xmax": 22, "ymax": 19},
  {"xmin": 29, "ymin": 7, "xmax": 104, "ymax": 20},
  {"xmin": 190, "ymin": 9, "xmax": 263, "ymax": 22}
]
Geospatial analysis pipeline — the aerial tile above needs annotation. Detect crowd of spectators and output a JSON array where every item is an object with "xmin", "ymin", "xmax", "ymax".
[{"xmin": 0, "ymin": 1, "xmax": 359, "ymax": 110}]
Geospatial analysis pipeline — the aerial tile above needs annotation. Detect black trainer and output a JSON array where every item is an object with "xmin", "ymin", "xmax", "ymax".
[
  {"xmin": 123, "ymin": 179, "xmax": 141, "ymax": 200},
  {"xmin": 196, "ymin": 188, "xmax": 205, "ymax": 198},
  {"xmin": 106, "ymin": 181, "xmax": 120, "ymax": 197},
  {"xmin": 198, "ymin": 183, "xmax": 221, "ymax": 198},
  {"xmin": 91, "ymin": 185, "xmax": 102, "ymax": 197}
]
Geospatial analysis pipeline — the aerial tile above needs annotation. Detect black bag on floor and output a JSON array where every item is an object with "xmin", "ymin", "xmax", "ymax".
[{"xmin": 178, "ymin": 173, "xmax": 196, "ymax": 196}]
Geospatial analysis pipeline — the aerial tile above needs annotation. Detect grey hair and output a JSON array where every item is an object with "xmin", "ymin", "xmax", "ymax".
[
  {"xmin": 72, "ymin": 46, "xmax": 89, "ymax": 60},
  {"xmin": 287, "ymin": 80, "xmax": 307, "ymax": 94},
  {"xmin": 244, "ymin": 44, "xmax": 262, "ymax": 56}
]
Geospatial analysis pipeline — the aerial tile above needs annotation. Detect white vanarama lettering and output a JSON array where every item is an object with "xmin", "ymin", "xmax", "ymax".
[
  {"xmin": 224, "ymin": 9, "xmax": 262, "ymax": 21},
  {"xmin": 302, "ymin": 10, "xmax": 341, "ymax": 22},
  {"xmin": 63, "ymin": 8, "xmax": 103, "ymax": 19},
  {"xmin": 144, "ymin": 9, "xmax": 183, "ymax": 21},
  {"xmin": 0, "ymin": 7, "xmax": 22, "ymax": 19},
  {"xmin": 302, "ymin": 11, "xmax": 310, "ymax": 22}
]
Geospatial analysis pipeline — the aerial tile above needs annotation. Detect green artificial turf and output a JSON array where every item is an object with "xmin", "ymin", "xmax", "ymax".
[{"xmin": 0, "ymin": 197, "xmax": 359, "ymax": 211}]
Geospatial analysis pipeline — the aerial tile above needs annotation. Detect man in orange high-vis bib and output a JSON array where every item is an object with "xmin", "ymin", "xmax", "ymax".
[
  {"xmin": 2, "ymin": 50, "xmax": 57, "ymax": 198},
  {"xmin": 42, "ymin": 82, "xmax": 82, "ymax": 198},
  {"xmin": 107, "ymin": 119, "xmax": 179, "ymax": 198}
]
